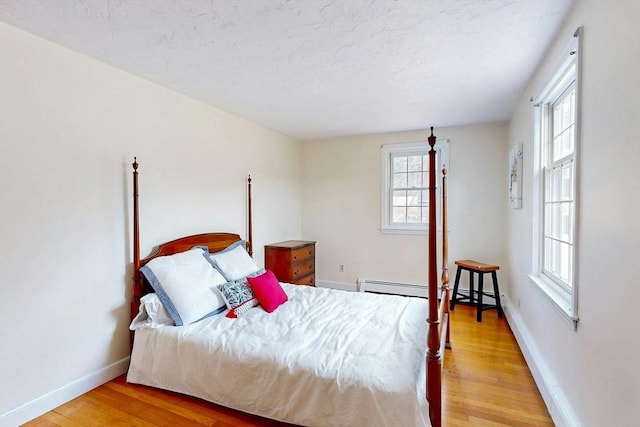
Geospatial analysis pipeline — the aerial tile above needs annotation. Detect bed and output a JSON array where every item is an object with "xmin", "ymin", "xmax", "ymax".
[{"xmin": 127, "ymin": 127, "xmax": 451, "ymax": 426}]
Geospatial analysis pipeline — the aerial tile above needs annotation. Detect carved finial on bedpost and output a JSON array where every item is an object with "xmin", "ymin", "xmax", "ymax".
[{"xmin": 428, "ymin": 126, "xmax": 436, "ymax": 150}]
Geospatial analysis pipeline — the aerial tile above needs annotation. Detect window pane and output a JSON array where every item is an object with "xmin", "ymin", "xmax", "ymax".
[
  {"xmin": 549, "ymin": 166, "xmax": 562, "ymax": 202},
  {"xmin": 547, "ymin": 203, "xmax": 560, "ymax": 239},
  {"xmin": 563, "ymin": 91, "xmax": 574, "ymax": 126},
  {"xmin": 544, "ymin": 169, "xmax": 552, "ymax": 202},
  {"xmin": 407, "ymin": 172, "xmax": 422, "ymax": 188},
  {"xmin": 393, "ymin": 173, "xmax": 407, "ymax": 189},
  {"xmin": 393, "ymin": 156, "xmax": 407, "ymax": 172},
  {"xmin": 392, "ymin": 207, "xmax": 406, "ymax": 223},
  {"xmin": 544, "ymin": 237, "xmax": 557, "ymax": 273},
  {"xmin": 407, "ymin": 190, "xmax": 421, "ymax": 206},
  {"xmin": 561, "ymin": 163, "xmax": 573, "ymax": 200},
  {"xmin": 561, "ymin": 201, "xmax": 573, "ymax": 243},
  {"xmin": 552, "ymin": 87, "xmax": 575, "ymax": 162},
  {"xmin": 544, "ymin": 238, "xmax": 552, "ymax": 269},
  {"xmin": 562, "ymin": 126, "xmax": 574, "ymax": 156},
  {"xmin": 559, "ymin": 241, "xmax": 571, "ymax": 285},
  {"xmin": 546, "ymin": 238, "xmax": 571, "ymax": 286},
  {"xmin": 547, "ymin": 161, "xmax": 573, "ymax": 203},
  {"xmin": 407, "ymin": 155, "xmax": 423, "ymax": 172},
  {"xmin": 407, "ymin": 207, "xmax": 421, "ymax": 223},
  {"xmin": 392, "ymin": 190, "xmax": 407, "ymax": 206}
]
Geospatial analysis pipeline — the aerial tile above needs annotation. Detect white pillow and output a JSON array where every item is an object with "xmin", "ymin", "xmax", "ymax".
[
  {"xmin": 208, "ymin": 244, "xmax": 259, "ymax": 281},
  {"xmin": 129, "ymin": 293, "xmax": 173, "ymax": 330},
  {"xmin": 140, "ymin": 247, "xmax": 227, "ymax": 325}
]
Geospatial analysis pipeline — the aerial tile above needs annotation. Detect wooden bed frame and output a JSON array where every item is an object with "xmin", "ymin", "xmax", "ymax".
[{"xmin": 129, "ymin": 127, "xmax": 450, "ymax": 427}]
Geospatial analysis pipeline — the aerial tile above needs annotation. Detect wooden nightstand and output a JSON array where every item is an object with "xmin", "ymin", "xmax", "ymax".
[{"xmin": 265, "ymin": 240, "xmax": 316, "ymax": 286}]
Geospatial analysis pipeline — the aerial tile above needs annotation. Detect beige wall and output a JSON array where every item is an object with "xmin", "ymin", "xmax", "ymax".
[
  {"xmin": 506, "ymin": 1, "xmax": 640, "ymax": 425},
  {"xmin": 301, "ymin": 123, "xmax": 509, "ymax": 290},
  {"xmin": 0, "ymin": 22, "xmax": 301, "ymax": 421}
]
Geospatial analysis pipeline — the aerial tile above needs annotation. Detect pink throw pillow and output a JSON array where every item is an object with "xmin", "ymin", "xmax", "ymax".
[{"xmin": 247, "ymin": 270, "xmax": 288, "ymax": 313}]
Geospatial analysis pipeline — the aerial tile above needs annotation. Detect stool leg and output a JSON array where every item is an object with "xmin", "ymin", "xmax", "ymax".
[
  {"xmin": 492, "ymin": 271, "xmax": 504, "ymax": 318},
  {"xmin": 477, "ymin": 272, "xmax": 484, "ymax": 322},
  {"xmin": 469, "ymin": 270, "xmax": 475, "ymax": 305},
  {"xmin": 451, "ymin": 267, "xmax": 462, "ymax": 310}
]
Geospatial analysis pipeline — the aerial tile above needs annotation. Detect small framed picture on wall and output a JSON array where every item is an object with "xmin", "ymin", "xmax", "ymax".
[{"xmin": 509, "ymin": 144, "xmax": 523, "ymax": 209}]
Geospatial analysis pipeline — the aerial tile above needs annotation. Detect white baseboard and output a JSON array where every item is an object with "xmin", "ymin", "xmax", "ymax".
[
  {"xmin": 502, "ymin": 295, "xmax": 581, "ymax": 427},
  {"xmin": 318, "ymin": 279, "xmax": 436, "ymax": 298},
  {"xmin": 315, "ymin": 280, "xmax": 357, "ymax": 292},
  {"xmin": 358, "ymin": 279, "xmax": 429, "ymax": 298},
  {"xmin": 0, "ymin": 357, "xmax": 130, "ymax": 427}
]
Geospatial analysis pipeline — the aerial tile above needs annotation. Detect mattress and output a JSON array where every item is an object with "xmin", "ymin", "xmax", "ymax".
[{"xmin": 127, "ymin": 284, "xmax": 429, "ymax": 427}]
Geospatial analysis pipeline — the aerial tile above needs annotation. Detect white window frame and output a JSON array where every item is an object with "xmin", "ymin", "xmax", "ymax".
[
  {"xmin": 529, "ymin": 27, "xmax": 582, "ymax": 328},
  {"xmin": 380, "ymin": 139, "xmax": 449, "ymax": 235}
]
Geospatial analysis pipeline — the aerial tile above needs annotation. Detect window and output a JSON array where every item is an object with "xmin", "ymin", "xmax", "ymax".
[
  {"xmin": 380, "ymin": 140, "xmax": 449, "ymax": 234},
  {"xmin": 530, "ymin": 27, "xmax": 582, "ymax": 327}
]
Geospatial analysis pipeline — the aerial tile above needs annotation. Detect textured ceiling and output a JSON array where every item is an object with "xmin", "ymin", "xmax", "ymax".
[{"xmin": 0, "ymin": 0, "xmax": 574, "ymax": 140}]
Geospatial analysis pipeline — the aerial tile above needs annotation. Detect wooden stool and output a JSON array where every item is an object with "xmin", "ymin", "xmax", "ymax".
[{"xmin": 451, "ymin": 260, "xmax": 504, "ymax": 322}]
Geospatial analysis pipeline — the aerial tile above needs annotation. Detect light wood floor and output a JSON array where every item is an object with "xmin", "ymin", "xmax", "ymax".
[{"xmin": 24, "ymin": 304, "xmax": 552, "ymax": 426}]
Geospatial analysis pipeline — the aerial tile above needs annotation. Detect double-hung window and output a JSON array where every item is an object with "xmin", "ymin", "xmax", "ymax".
[
  {"xmin": 380, "ymin": 140, "xmax": 449, "ymax": 234},
  {"xmin": 543, "ymin": 83, "xmax": 576, "ymax": 290},
  {"xmin": 530, "ymin": 27, "xmax": 582, "ymax": 327}
]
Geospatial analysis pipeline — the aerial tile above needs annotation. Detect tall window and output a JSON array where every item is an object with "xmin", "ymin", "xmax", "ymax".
[
  {"xmin": 530, "ymin": 27, "xmax": 582, "ymax": 326},
  {"xmin": 543, "ymin": 84, "xmax": 576, "ymax": 290},
  {"xmin": 381, "ymin": 140, "xmax": 449, "ymax": 234}
]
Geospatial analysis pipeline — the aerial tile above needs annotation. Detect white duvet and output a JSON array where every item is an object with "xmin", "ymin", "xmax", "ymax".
[{"xmin": 127, "ymin": 284, "xmax": 429, "ymax": 427}]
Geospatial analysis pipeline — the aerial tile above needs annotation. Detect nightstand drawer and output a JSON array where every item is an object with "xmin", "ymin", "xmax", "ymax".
[
  {"xmin": 291, "ymin": 245, "xmax": 314, "ymax": 263},
  {"xmin": 291, "ymin": 259, "xmax": 314, "ymax": 279},
  {"xmin": 293, "ymin": 273, "xmax": 315, "ymax": 286}
]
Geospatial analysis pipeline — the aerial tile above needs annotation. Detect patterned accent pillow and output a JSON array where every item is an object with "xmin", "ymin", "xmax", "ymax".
[
  {"xmin": 217, "ymin": 278, "xmax": 259, "ymax": 317},
  {"xmin": 226, "ymin": 298, "xmax": 257, "ymax": 318}
]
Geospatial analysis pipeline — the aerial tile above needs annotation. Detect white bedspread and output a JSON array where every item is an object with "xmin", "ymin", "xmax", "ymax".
[{"xmin": 127, "ymin": 284, "xmax": 429, "ymax": 427}]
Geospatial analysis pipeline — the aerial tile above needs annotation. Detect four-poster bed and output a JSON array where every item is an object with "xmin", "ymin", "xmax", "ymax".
[{"xmin": 127, "ymin": 127, "xmax": 450, "ymax": 426}]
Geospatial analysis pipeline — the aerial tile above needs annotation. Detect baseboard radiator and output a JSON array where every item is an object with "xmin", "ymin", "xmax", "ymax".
[{"xmin": 357, "ymin": 279, "xmax": 429, "ymax": 298}]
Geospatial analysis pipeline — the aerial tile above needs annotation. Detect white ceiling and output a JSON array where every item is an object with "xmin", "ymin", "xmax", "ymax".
[{"xmin": 0, "ymin": 0, "xmax": 574, "ymax": 141}]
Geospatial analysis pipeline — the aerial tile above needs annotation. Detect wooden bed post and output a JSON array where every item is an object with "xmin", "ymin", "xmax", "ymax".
[
  {"xmin": 442, "ymin": 166, "xmax": 451, "ymax": 349},
  {"xmin": 426, "ymin": 127, "xmax": 442, "ymax": 427},
  {"xmin": 247, "ymin": 175, "xmax": 253, "ymax": 257},
  {"xmin": 131, "ymin": 157, "xmax": 141, "ymax": 348}
]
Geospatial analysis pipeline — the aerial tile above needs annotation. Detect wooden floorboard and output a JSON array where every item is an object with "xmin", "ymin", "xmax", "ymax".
[{"xmin": 23, "ymin": 305, "xmax": 552, "ymax": 426}]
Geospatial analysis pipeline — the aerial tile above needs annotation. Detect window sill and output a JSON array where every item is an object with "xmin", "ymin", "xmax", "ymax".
[
  {"xmin": 379, "ymin": 227, "xmax": 427, "ymax": 236},
  {"xmin": 528, "ymin": 274, "xmax": 579, "ymax": 329},
  {"xmin": 379, "ymin": 225, "xmax": 447, "ymax": 235}
]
